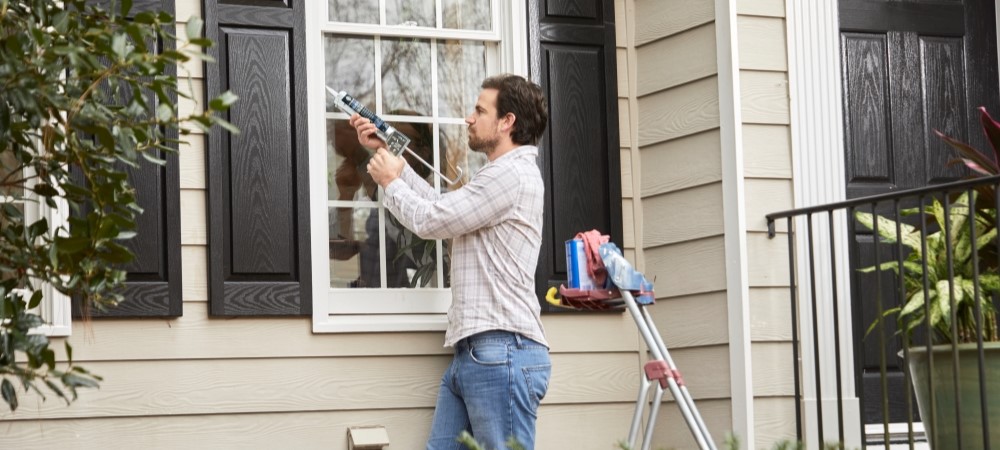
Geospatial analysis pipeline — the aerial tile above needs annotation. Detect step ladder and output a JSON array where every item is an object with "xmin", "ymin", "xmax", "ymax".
[{"xmin": 620, "ymin": 289, "xmax": 717, "ymax": 450}]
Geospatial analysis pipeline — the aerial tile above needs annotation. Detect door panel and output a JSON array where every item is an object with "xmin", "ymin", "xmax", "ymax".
[{"xmin": 840, "ymin": 0, "xmax": 1000, "ymax": 425}]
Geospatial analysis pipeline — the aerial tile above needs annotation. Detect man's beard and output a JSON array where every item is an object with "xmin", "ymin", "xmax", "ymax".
[{"xmin": 468, "ymin": 132, "xmax": 499, "ymax": 155}]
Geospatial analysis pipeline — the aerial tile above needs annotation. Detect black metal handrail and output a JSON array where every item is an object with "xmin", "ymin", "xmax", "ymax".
[
  {"xmin": 765, "ymin": 174, "xmax": 1000, "ymax": 449},
  {"xmin": 766, "ymin": 175, "xmax": 1000, "ymax": 234}
]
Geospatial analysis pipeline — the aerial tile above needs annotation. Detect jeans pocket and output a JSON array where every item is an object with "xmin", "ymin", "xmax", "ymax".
[
  {"xmin": 523, "ymin": 364, "xmax": 552, "ymax": 404},
  {"xmin": 469, "ymin": 342, "xmax": 509, "ymax": 365}
]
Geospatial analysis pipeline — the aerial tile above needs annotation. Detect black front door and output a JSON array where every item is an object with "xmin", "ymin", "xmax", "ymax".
[{"xmin": 839, "ymin": 0, "xmax": 1000, "ymax": 424}]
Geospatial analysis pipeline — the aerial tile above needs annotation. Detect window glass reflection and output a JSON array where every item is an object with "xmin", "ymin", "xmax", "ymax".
[
  {"xmin": 327, "ymin": 114, "xmax": 448, "ymax": 288},
  {"xmin": 328, "ymin": 118, "xmax": 377, "ymax": 204},
  {"xmin": 437, "ymin": 40, "xmax": 487, "ymax": 118},
  {"xmin": 329, "ymin": 205, "xmax": 378, "ymax": 288},
  {"xmin": 386, "ymin": 0, "xmax": 434, "ymax": 27},
  {"xmin": 381, "ymin": 38, "xmax": 431, "ymax": 115},
  {"xmin": 328, "ymin": 0, "xmax": 378, "ymax": 24},
  {"xmin": 325, "ymin": 35, "xmax": 375, "ymax": 113},
  {"xmin": 443, "ymin": 0, "xmax": 491, "ymax": 31}
]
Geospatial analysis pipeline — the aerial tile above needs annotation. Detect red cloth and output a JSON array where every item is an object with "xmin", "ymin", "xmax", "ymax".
[{"xmin": 575, "ymin": 229, "xmax": 609, "ymax": 287}]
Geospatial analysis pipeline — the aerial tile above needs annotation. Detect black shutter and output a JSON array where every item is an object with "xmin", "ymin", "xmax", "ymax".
[
  {"xmin": 74, "ymin": 0, "xmax": 183, "ymax": 318},
  {"xmin": 204, "ymin": 0, "xmax": 311, "ymax": 316},
  {"xmin": 528, "ymin": 0, "xmax": 623, "ymax": 304}
]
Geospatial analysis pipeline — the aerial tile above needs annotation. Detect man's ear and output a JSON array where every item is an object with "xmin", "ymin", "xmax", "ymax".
[{"xmin": 500, "ymin": 113, "xmax": 516, "ymax": 132}]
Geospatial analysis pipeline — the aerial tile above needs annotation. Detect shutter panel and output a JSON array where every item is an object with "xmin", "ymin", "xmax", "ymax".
[
  {"xmin": 204, "ymin": 0, "xmax": 311, "ymax": 316},
  {"xmin": 74, "ymin": 0, "xmax": 182, "ymax": 318},
  {"xmin": 528, "ymin": 0, "xmax": 623, "ymax": 303}
]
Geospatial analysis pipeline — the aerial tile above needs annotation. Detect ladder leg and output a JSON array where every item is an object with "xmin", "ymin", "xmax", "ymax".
[
  {"xmin": 642, "ymin": 306, "xmax": 718, "ymax": 450},
  {"xmin": 642, "ymin": 385, "xmax": 666, "ymax": 450},
  {"xmin": 623, "ymin": 290, "xmax": 717, "ymax": 450},
  {"xmin": 628, "ymin": 376, "xmax": 651, "ymax": 449}
]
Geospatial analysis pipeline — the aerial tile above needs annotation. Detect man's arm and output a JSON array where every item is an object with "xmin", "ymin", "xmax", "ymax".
[
  {"xmin": 397, "ymin": 164, "xmax": 442, "ymax": 200},
  {"xmin": 382, "ymin": 162, "xmax": 519, "ymax": 240}
]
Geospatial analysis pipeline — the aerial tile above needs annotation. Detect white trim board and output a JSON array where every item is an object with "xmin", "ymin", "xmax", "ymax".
[{"xmin": 716, "ymin": 0, "xmax": 753, "ymax": 447}]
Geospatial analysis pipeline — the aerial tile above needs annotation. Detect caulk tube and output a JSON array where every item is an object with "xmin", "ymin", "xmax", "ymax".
[
  {"xmin": 325, "ymin": 86, "xmax": 409, "ymax": 152},
  {"xmin": 326, "ymin": 86, "xmax": 462, "ymax": 184}
]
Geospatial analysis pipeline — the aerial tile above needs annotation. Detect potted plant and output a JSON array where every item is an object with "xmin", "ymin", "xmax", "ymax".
[{"xmin": 855, "ymin": 108, "xmax": 1000, "ymax": 449}]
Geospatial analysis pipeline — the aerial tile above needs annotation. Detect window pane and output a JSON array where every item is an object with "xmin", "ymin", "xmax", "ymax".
[
  {"xmin": 381, "ymin": 38, "xmax": 431, "ymax": 115},
  {"xmin": 437, "ymin": 40, "xmax": 487, "ymax": 118},
  {"xmin": 329, "ymin": 205, "xmax": 380, "ymax": 288},
  {"xmin": 325, "ymin": 35, "xmax": 375, "ymax": 113},
  {"xmin": 386, "ymin": 212, "xmax": 441, "ymax": 288},
  {"xmin": 328, "ymin": 0, "xmax": 378, "ymax": 24},
  {"xmin": 443, "ymin": 0, "xmax": 491, "ymax": 31},
  {"xmin": 328, "ymin": 119, "xmax": 377, "ymax": 203},
  {"xmin": 328, "ymin": 205, "xmax": 442, "ymax": 289},
  {"xmin": 440, "ymin": 123, "xmax": 488, "ymax": 189},
  {"xmin": 328, "ymin": 115, "xmax": 444, "ymax": 289},
  {"xmin": 386, "ymin": 0, "xmax": 434, "ymax": 27}
]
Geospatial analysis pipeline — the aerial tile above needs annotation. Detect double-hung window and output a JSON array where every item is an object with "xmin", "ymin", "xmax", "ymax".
[{"xmin": 308, "ymin": 0, "xmax": 528, "ymax": 332}]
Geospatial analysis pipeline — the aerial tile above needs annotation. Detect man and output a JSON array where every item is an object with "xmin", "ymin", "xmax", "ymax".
[{"xmin": 350, "ymin": 73, "xmax": 550, "ymax": 450}]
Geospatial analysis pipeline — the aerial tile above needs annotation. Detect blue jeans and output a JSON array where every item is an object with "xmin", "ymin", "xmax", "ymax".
[{"xmin": 426, "ymin": 330, "xmax": 552, "ymax": 450}]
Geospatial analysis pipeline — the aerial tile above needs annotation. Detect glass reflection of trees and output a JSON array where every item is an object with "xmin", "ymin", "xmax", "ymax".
[
  {"xmin": 328, "ymin": 113, "xmax": 445, "ymax": 288},
  {"xmin": 324, "ymin": 0, "xmax": 497, "ymax": 288},
  {"xmin": 328, "ymin": 0, "xmax": 490, "ymax": 31}
]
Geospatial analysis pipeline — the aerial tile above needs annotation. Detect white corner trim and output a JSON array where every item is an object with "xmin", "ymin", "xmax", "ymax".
[
  {"xmin": 785, "ymin": 1, "xmax": 860, "ymax": 449},
  {"xmin": 716, "ymin": 0, "xmax": 753, "ymax": 448}
]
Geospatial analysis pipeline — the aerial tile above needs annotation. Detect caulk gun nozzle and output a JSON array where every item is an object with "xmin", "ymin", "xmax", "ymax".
[{"xmin": 325, "ymin": 86, "xmax": 341, "ymax": 97}]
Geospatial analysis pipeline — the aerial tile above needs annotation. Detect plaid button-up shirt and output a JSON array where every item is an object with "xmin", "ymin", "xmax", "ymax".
[{"xmin": 383, "ymin": 145, "xmax": 548, "ymax": 347}]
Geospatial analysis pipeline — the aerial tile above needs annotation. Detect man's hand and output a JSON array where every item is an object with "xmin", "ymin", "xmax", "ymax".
[
  {"xmin": 349, "ymin": 113, "xmax": 386, "ymax": 149},
  {"xmin": 366, "ymin": 147, "xmax": 406, "ymax": 188}
]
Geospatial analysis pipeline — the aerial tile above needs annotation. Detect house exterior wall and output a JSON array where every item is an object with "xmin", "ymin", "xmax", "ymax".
[
  {"xmin": 735, "ymin": 1, "xmax": 799, "ymax": 448},
  {"xmin": 0, "ymin": 0, "xmax": 812, "ymax": 449},
  {"xmin": 0, "ymin": 1, "xmax": 648, "ymax": 449},
  {"xmin": 629, "ymin": 0, "xmax": 798, "ymax": 448},
  {"xmin": 632, "ymin": 0, "xmax": 733, "ymax": 446}
]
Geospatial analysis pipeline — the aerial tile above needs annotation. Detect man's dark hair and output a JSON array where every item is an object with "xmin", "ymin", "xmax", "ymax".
[{"xmin": 481, "ymin": 74, "xmax": 548, "ymax": 146}]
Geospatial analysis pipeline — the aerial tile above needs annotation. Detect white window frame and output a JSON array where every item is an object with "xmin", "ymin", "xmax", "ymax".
[
  {"xmin": 25, "ymin": 189, "xmax": 72, "ymax": 337},
  {"xmin": 3, "ymin": 166, "xmax": 73, "ymax": 337},
  {"xmin": 309, "ymin": 0, "xmax": 529, "ymax": 332}
]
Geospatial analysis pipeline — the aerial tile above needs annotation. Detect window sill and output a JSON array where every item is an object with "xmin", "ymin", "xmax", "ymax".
[{"xmin": 312, "ymin": 313, "xmax": 447, "ymax": 333}]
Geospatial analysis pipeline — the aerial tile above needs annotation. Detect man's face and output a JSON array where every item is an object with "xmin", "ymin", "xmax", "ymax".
[{"xmin": 466, "ymin": 88, "xmax": 502, "ymax": 154}]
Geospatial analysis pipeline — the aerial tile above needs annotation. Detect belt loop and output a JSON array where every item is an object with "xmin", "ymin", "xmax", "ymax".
[{"xmin": 514, "ymin": 333, "xmax": 523, "ymax": 348}]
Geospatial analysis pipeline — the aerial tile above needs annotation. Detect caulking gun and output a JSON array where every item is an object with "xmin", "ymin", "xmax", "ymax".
[{"xmin": 326, "ymin": 86, "xmax": 462, "ymax": 185}]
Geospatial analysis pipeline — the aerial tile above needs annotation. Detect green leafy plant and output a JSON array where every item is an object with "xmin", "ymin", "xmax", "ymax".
[
  {"xmin": 855, "ymin": 107, "xmax": 1000, "ymax": 346},
  {"xmin": 0, "ymin": 0, "xmax": 236, "ymax": 412},
  {"xmin": 856, "ymin": 191, "xmax": 1000, "ymax": 344}
]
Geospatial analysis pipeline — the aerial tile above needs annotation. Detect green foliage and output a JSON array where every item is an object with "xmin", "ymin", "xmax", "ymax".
[
  {"xmin": 456, "ymin": 431, "xmax": 525, "ymax": 450},
  {"xmin": 856, "ymin": 191, "xmax": 1000, "ymax": 344},
  {"xmin": 389, "ymin": 212, "xmax": 448, "ymax": 288},
  {"xmin": 0, "ymin": 0, "xmax": 235, "ymax": 412}
]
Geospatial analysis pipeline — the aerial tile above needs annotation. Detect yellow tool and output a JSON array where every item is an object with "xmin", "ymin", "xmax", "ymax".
[{"xmin": 545, "ymin": 286, "xmax": 561, "ymax": 307}]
